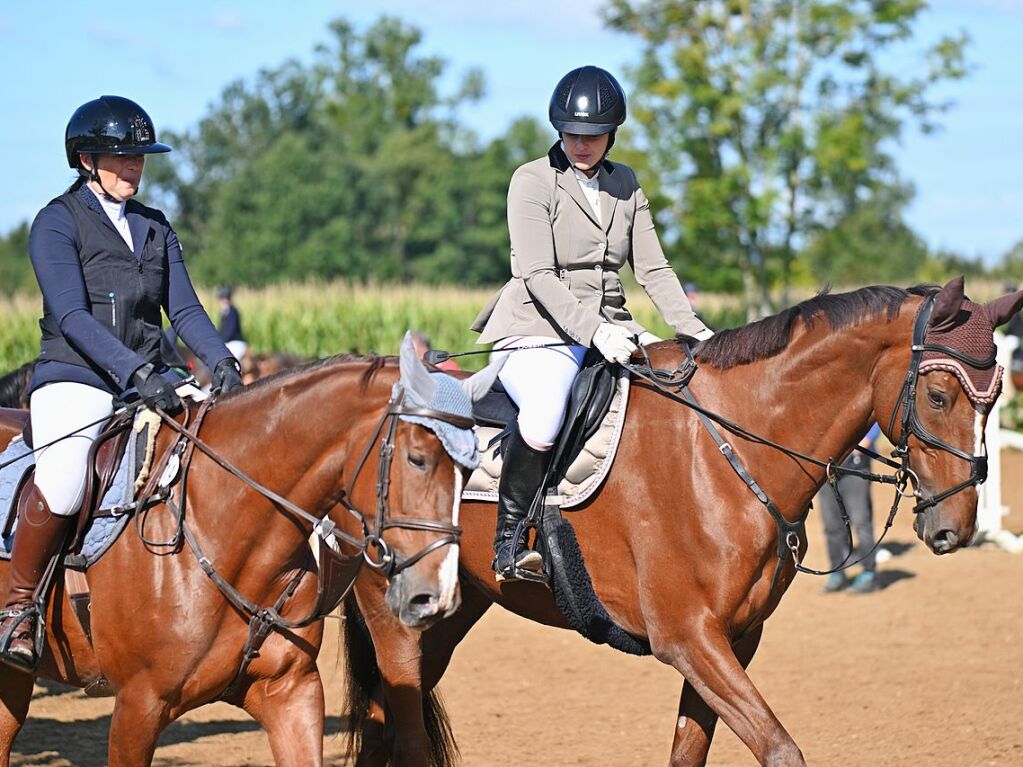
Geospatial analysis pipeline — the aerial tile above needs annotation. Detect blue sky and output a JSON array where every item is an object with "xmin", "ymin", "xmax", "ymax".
[{"xmin": 0, "ymin": 1, "xmax": 1019, "ymax": 265}]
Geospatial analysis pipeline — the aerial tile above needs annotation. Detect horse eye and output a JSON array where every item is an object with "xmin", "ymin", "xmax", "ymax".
[
  {"xmin": 927, "ymin": 390, "xmax": 948, "ymax": 409},
  {"xmin": 407, "ymin": 452, "xmax": 427, "ymax": 469}
]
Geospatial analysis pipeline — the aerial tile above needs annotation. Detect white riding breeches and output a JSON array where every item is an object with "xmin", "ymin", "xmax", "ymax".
[
  {"xmin": 493, "ymin": 336, "xmax": 587, "ymax": 451},
  {"xmin": 30, "ymin": 382, "xmax": 115, "ymax": 517}
]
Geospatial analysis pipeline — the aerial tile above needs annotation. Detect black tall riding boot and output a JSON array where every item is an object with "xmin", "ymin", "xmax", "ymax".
[
  {"xmin": 0, "ymin": 485, "xmax": 73, "ymax": 673},
  {"xmin": 493, "ymin": 430, "xmax": 548, "ymax": 582}
]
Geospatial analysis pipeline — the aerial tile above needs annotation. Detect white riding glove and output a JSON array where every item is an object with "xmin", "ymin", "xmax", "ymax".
[
  {"xmin": 693, "ymin": 327, "xmax": 714, "ymax": 341},
  {"xmin": 638, "ymin": 331, "xmax": 662, "ymax": 347},
  {"xmin": 592, "ymin": 324, "xmax": 638, "ymax": 365}
]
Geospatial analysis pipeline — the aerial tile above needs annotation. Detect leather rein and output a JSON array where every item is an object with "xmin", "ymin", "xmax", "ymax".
[
  {"xmin": 626, "ymin": 293, "xmax": 992, "ymax": 635},
  {"xmin": 141, "ymin": 382, "xmax": 472, "ymax": 698}
]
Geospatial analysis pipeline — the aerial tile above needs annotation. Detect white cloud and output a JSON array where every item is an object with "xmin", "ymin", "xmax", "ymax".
[{"xmin": 210, "ymin": 9, "xmax": 245, "ymax": 32}]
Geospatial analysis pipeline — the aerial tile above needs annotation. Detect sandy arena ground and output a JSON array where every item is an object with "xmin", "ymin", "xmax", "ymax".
[{"xmin": 9, "ymin": 451, "xmax": 1023, "ymax": 767}]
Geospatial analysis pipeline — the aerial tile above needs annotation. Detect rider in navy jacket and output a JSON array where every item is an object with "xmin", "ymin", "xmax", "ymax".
[{"xmin": 0, "ymin": 96, "xmax": 242, "ymax": 673}]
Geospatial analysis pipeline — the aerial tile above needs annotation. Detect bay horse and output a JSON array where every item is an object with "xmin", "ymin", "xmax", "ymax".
[
  {"xmin": 341, "ymin": 279, "xmax": 1023, "ymax": 766},
  {"xmin": 0, "ymin": 334, "xmax": 502, "ymax": 767}
]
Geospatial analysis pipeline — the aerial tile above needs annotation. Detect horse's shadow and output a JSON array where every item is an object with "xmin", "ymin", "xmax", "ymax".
[{"xmin": 14, "ymin": 708, "xmax": 351, "ymax": 766}]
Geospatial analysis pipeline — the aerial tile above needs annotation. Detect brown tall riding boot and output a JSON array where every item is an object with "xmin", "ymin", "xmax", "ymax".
[{"xmin": 0, "ymin": 485, "xmax": 73, "ymax": 673}]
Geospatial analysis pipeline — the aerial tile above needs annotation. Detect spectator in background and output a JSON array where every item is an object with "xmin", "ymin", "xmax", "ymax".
[
  {"xmin": 819, "ymin": 422, "xmax": 882, "ymax": 594},
  {"xmin": 217, "ymin": 284, "xmax": 247, "ymax": 362},
  {"xmin": 411, "ymin": 332, "xmax": 461, "ymax": 372}
]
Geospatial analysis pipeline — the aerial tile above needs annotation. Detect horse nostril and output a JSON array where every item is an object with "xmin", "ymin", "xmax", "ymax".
[
  {"xmin": 408, "ymin": 592, "xmax": 440, "ymax": 616},
  {"xmin": 933, "ymin": 529, "xmax": 959, "ymax": 553}
]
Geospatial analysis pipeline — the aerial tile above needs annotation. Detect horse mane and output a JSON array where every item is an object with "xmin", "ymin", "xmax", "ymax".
[
  {"xmin": 232, "ymin": 352, "xmax": 391, "ymax": 399},
  {"xmin": 695, "ymin": 285, "xmax": 937, "ymax": 370},
  {"xmin": 0, "ymin": 360, "xmax": 35, "ymax": 408}
]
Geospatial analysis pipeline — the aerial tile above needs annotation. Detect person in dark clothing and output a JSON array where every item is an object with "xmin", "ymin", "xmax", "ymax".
[
  {"xmin": 0, "ymin": 96, "xmax": 243, "ymax": 673},
  {"xmin": 819, "ymin": 423, "xmax": 882, "ymax": 594},
  {"xmin": 216, "ymin": 284, "xmax": 247, "ymax": 362}
]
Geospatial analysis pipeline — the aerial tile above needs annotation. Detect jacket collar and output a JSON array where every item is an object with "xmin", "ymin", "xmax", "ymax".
[
  {"xmin": 76, "ymin": 184, "xmax": 151, "ymax": 259},
  {"xmin": 549, "ymin": 143, "xmax": 620, "ymax": 232},
  {"xmin": 547, "ymin": 141, "xmax": 615, "ymax": 175}
]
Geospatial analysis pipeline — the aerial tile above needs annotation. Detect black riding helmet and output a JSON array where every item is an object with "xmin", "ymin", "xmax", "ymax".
[
  {"xmin": 548, "ymin": 66, "xmax": 626, "ymax": 136},
  {"xmin": 64, "ymin": 96, "xmax": 172, "ymax": 169}
]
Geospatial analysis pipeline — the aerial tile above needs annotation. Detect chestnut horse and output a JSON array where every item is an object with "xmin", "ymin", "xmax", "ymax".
[
  {"xmin": 0, "ymin": 335, "xmax": 501, "ymax": 767},
  {"xmin": 341, "ymin": 279, "xmax": 1023, "ymax": 767}
]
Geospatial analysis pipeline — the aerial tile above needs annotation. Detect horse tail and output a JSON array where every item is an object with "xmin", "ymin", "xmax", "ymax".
[
  {"xmin": 341, "ymin": 595, "xmax": 458, "ymax": 767},
  {"xmin": 342, "ymin": 595, "xmax": 380, "ymax": 762}
]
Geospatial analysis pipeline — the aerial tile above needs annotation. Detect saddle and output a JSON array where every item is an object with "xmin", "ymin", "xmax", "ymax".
[
  {"xmin": 466, "ymin": 352, "xmax": 626, "ymax": 508},
  {"xmin": 0, "ymin": 409, "xmax": 151, "ymax": 561}
]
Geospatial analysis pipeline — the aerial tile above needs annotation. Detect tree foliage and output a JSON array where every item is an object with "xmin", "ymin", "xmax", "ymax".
[
  {"xmin": 603, "ymin": 0, "xmax": 970, "ymax": 315},
  {"xmin": 148, "ymin": 17, "xmax": 548, "ymax": 288}
]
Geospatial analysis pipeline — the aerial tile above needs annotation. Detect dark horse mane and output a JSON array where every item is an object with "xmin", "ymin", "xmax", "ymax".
[
  {"xmin": 234, "ymin": 352, "xmax": 392, "ymax": 399},
  {"xmin": 0, "ymin": 359, "xmax": 35, "ymax": 408},
  {"xmin": 695, "ymin": 284, "xmax": 938, "ymax": 370}
]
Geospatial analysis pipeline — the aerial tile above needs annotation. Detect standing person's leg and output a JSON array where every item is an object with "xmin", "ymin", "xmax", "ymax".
[
  {"xmin": 490, "ymin": 337, "xmax": 586, "ymax": 580},
  {"xmin": 844, "ymin": 474, "xmax": 878, "ymax": 592},
  {"xmin": 817, "ymin": 483, "xmax": 850, "ymax": 591},
  {"xmin": 0, "ymin": 382, "xmax": 113, "ymax": 671}
]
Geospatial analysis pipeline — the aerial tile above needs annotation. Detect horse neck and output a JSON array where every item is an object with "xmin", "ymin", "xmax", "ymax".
[
  {"xmin": 696, "ymin": 304, "xmax": 914, "ymax": 511},
  {"xmin": 198, "ymin": 359, "xmax": 396, "ymax": 531}
]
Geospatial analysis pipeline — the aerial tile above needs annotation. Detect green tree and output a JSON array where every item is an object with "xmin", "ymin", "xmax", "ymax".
[
  {"xmin": 0, "ymin": 222, "xmax": 33, "ymax": 296},
  {"xmin": 149, "ymin": 16, "xmax": 542, "ymax": 288},
  {"xmin": 604, "ymin": 0, "xmax": 970, "ymax": 316},
  {"xmin": 803, "ymin": 185, "xmax": 928, "ymax": 285}
]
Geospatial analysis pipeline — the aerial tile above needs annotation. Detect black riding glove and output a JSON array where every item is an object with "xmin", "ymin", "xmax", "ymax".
[
  {"xmin": 132, "ymin": 363, "xmax": 183, "ymax": 414},
  {"xmin": 212, "ymin": 358, "xmax": 243, "ymax": 394}
]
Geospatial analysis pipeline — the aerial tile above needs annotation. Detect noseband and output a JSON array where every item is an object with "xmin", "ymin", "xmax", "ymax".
[
  {"xmin": 340, "ymin": 383, "xmax": 475, "ymax": 577},
  {"xmin": 887, "ymin": 295, "xmax": 993, "ymax": 513}
]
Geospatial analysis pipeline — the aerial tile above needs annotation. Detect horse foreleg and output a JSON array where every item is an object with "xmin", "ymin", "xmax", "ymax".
[
  {"xmin": 355, "ymin": 582, "xmax": 491, "ymax": 767},
  {"xmin": 656, "ymin": 622, "xmax": 804, "ymax": 767},
  {"xmin": 0, "ymin": 668, "xmax": 33, "ymax": 767},
  {"xmin": 107, "ymin": 684, "xmax": 171, "ymax": 767},
  {"xmin": 242, "ymin": 666, "xmax": 325, "ymax": 766},
  {"xmin": 669, "ymin": 625, "xmax": 763, "ymax": 767}
]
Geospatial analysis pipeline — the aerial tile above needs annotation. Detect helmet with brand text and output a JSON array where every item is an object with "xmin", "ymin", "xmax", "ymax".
[
  {"xmin": 64, "ymin": 96, "xmax": 172, "ymax": 169},
  {"xmin": 548, "ymin": 66, "xmax": 626, "ymax": 136}
]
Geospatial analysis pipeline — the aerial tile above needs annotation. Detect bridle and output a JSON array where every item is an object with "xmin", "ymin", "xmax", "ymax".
[
  {"xmin": 886, "ymin": 294, "xmax": 992, "ymax": 514},
  {"xmin": 339, "ymin": 382, "xmax": 474, "ymax": 577},
  {"xmin": 136, "ymin": 377, "xmax": 474, "ymax": 699},
  {"xmin": 625, "ymin": 292, "xmax": 996, "ymax": 634}
]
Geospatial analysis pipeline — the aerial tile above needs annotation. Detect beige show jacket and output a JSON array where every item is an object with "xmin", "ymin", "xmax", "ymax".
[{"xmin": 472, "ymin": 144, "xmax": 707, "ymax": 346}]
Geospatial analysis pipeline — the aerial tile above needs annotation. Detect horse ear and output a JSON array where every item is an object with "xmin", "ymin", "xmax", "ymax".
[
  {"xmin": 460, "ymin": 353, "xmax": 507, "ymax": 404},
  {"xmin": 399, "ymin": 331, "xmax": 437, "ymax": 403},
  {"xmin": 929, "ymin": 275, "xmax": 965, "ymax": 333},
  {"xmin": 983, "ymin": 289, "xmax": 1023, "ymax": 329}
]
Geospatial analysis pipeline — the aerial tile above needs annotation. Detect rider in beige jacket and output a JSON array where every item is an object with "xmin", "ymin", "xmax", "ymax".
[{"xmin": 474, "ymin": 66, "xmax": 711, "ymax": 582}]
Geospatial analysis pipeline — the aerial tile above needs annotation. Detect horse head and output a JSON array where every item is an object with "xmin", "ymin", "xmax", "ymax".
[
  {"xmin": 337, "ymin": 333, "xmax": 501, "ymax": 629},
  {"xmin": 888, "ymin": 277, "xmax": 1023, "ymax": 554}
]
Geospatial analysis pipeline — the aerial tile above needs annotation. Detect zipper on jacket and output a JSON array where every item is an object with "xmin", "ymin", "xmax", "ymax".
[{"xmin": 109, "ymin": 291, "xmax": 116, "ymax": 327}]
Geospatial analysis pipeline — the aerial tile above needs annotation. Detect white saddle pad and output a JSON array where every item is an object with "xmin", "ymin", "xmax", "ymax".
[{"xmin": 462, "ymin": 370, "xmax": 630, "ymax": 508}]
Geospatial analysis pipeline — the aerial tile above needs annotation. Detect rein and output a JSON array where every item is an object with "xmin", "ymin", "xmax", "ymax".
[
  {"xmin": 623, "ymin": 294, "xmax": 991, "ymax": 634},
  {"xmin": 139, "ymin": 379, "xmax": 471, "ymax": 699}
]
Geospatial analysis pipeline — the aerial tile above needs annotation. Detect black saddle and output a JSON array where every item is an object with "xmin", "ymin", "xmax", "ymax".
[{"xmin": 472, "ymin": 350, "xmax": 619, "ymax": 477}]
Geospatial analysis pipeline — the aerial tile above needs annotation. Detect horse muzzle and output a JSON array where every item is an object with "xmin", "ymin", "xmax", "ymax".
[
  {"xmin": 913, "ymin": 506, "xmax": 972, "ymax": 555},
  {"xmin": 385, "ymin": 569, "xmax": 460, "ymax": 629}
]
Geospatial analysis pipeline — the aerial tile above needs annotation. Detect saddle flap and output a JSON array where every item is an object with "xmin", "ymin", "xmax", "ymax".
[{"xmin": 471, "ymin": 379, "xmax": 518, "ymax": 429}]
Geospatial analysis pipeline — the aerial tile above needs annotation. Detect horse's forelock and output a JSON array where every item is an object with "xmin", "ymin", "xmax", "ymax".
[{"xmin": 695, "ymin": 285, "xmax": 934, "ymax": 370}]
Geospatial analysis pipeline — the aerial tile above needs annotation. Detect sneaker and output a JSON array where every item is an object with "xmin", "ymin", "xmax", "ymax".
[
  {"xmin": 822, "ymin": 573, "xmax": 849, "ymax": 593},
  {"xmin": 849, "ymin": 571, "xmax": 878, "ymax": 594}
]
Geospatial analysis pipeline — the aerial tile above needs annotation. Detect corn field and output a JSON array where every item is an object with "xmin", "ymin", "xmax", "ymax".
[{"xmin": 0, "ymin": 281, "xmax": 743, "ymax": 374}]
